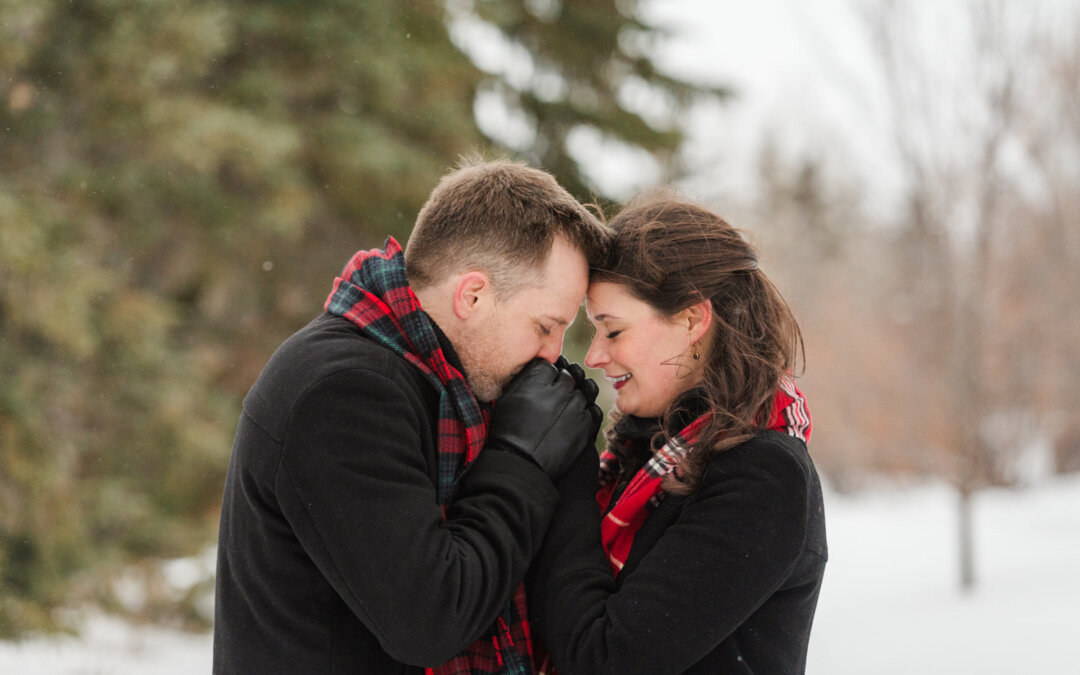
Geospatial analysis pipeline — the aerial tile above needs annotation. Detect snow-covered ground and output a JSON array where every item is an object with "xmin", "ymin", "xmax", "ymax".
[
  {"xmin": 2, "ymin": 474, "xmax": 1078, "ymax": 674},
  {"xmin": 809, "ymin": 475, "xmax": 1080, "ymax": 674}
]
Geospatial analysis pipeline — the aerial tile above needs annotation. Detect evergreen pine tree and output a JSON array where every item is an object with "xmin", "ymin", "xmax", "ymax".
[{"xmin": 0, "ymin": 0, "xmax": 725, "ymax": 635}]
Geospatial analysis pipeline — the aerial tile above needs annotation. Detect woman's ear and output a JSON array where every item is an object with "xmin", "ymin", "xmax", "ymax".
[
  {"xmin": 452, "ymin": 271, "xmax": 493, "ymax": 320},
  {"xmin": 684, "ymin": 298, "xmax": 713, "ymax": 344}
]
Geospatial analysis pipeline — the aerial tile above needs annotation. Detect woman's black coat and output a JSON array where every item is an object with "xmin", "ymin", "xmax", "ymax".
[{"xmin": 529, "ymin": 429, "xmax": 828, "ymax": 674}]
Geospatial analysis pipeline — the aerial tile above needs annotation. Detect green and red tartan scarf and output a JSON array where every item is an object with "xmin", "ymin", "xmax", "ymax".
[
  {"xmin": 325, "ymin": 237, "xmax": 535, "ymax": 675},
  {"xmin": 596, "ymin": 376, "xmax": 812, "ymax": 576}
]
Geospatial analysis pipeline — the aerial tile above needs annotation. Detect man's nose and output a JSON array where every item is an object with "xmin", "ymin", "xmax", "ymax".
[{"xmin": 537, "ymin": 337, "xmax": 562, "ymax": 364}]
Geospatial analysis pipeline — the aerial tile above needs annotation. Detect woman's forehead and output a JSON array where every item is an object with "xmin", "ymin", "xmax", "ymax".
[{"xmin": 586, "ymin": 282, "xmax": 651, "ymax": 320}]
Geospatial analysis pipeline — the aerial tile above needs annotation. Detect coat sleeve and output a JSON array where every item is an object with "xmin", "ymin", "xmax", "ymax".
[
  {"xmin": 529, "ymin": 438, "xmax": 811, "ymax": 675},
  {"xmin": 275, "ymin": 365, "xmax": 558, "ymax": 666}
]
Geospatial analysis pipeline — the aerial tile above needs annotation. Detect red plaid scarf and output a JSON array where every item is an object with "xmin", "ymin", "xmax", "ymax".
[
  {"xmin": 596, "ymin": 377, "xmax": 812, "ymax": 575},
  {"xmin": 325, "ymin": 237, "xmax": 534, "ymax": 674}
]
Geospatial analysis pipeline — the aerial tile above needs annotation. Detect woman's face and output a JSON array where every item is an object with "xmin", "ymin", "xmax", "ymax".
[{"xmin": 584, "ymin": 281, "xmax": 701, "ymax": 418}]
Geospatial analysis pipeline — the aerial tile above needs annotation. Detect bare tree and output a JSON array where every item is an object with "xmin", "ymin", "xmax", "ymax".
[{"xmin": 860, "ymin": 0, "xmax": 1079, "ymax": 590}]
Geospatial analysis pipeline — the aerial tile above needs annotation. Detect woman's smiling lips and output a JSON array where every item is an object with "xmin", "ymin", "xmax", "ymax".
[{"xmin": 608, "ymin": 373, "xmax": 632, "ymax": 390}]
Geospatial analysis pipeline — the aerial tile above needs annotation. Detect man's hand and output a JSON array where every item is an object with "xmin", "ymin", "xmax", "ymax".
[
  {"xmin": 555, "ymin": 355, "xmax": 602, "ymax": 432},
  {"xmin": 487, "ymin": 358, "xmax": 600, "ymax": 481}
]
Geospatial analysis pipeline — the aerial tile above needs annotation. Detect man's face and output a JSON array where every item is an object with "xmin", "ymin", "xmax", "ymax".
[{"xmin": 457, "ymin": 236, "xmax": 589, "ymax": 402}]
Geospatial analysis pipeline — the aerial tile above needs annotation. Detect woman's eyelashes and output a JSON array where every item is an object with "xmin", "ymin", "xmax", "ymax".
[
  {"xmin": 587, "ymin": 322, "xmax": 622, "ymax": 339},
  {"xmin": 591, "ymin": 324, "xmax": 626, "ymax": 339}
]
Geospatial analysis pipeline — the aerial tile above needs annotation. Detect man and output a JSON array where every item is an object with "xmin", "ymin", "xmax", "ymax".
[{"xmin": 214, "ymin": 158, "xmax": 608, "ymax": 673}]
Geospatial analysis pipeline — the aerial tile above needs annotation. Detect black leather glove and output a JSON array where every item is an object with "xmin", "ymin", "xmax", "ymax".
[
  {"xmin": 487, "ymin": 358, "xmax": 597, "ymax": 481},
  {"xmin": 555, "ymin": 355, "xmax": 603, "ymax": 435}
]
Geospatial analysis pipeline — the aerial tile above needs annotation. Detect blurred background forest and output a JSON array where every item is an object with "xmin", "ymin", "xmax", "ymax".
[{"xmin": 1, "ymin": 0, "xmax": 1078, "ymax": 648}]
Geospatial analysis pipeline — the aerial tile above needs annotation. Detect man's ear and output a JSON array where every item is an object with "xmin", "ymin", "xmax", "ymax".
[
  {"xmin": 452, "ymin": 271, "xmax": 493, "ymax": 320},
  {"xmin": 683, "ymin": 298, "xmax": 713, "ymax": 344}
]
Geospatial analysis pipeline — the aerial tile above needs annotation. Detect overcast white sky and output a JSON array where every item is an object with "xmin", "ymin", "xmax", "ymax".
[
  {"xmin": 456, "ymin": 0, "xmax": 1078, "ymax": 222},
  {"xmin": 541, "ymin": 0, "xmax": 907, "ymax": 217},
  {"xmin": 620, "ymin": 0, "xmax": 899, "ymax": 209},
  {"xmin": 582, "ymin": 0, "xmax": 1079, "ymax": 221}
]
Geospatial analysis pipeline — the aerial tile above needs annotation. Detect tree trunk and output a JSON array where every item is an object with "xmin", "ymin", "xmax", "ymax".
[{"xmin": 958, "ymin": 487, "xmax": 976, "ymax": 591}]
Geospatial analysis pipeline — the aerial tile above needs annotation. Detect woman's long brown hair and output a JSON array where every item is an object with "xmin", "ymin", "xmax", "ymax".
[{"xmin": 593, "ymin": 195, "xmax": 804, "ymax": 494}]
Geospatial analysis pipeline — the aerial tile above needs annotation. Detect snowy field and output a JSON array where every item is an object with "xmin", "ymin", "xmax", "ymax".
[
  {"xmin": 808, "ymin": 475, "xmax": 1080, "ymax": 674},
  {"xmin": 2, "ymin": 474, "xmax": 1078, "ymax": 674}
]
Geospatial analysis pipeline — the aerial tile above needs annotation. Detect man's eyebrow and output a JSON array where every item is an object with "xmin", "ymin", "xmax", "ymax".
[{"xmin": 541, "ymin": 314, "xmax": 570, "ymax": 326}]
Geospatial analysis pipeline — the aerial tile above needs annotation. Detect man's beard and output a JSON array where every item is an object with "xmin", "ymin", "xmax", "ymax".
[
  {"xmin": 454, "ymin": 326, "xmax": 515, "ymax": 403},
  {"xmin": 465, "ymin": 367, "xmax": 506, "ymax": 403}
]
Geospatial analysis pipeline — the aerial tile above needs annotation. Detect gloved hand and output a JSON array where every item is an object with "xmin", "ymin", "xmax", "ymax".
[
  {"xmin": 487, "ymin": 358, "xmax": 598, "ymax": 481},
  {"xmin": 555, "ymin": 355, "xmax": 603, "ymax": 434}
]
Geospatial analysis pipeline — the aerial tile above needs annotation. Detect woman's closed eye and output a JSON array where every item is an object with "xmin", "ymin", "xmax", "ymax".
[{"xmin": 605, "ymin": 329, "xmax": 623, "ymax": 339}]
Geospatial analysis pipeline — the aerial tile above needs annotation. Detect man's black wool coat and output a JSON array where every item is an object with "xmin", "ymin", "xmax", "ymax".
[
  {"xmin": 214, "ymin": 313, "xmax": 558, "ymax": 673},
  {"xmin": 529, "ymin": 429, "xmax": 828, "ymax": 674}
]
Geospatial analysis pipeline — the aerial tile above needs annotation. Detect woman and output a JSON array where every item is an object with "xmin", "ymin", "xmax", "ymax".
[{"xmin": 528, "ymin": 196, "xmax": 827, "ymax": 674}]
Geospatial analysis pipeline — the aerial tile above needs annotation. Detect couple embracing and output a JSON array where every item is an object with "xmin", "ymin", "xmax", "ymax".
[{"xmin": 213, "ymin": 158, "xmax": 826, "ymax": 675}]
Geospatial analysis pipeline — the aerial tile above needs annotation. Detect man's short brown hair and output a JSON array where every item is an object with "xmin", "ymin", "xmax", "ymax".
[{"xmin": 404, "ymin": 156, "xmax": 608, "ymax": 297}]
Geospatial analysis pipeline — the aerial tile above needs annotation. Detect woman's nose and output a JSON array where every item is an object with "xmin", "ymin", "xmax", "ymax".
[{"xmin": 584, "ymin": 337, "xmax": 606, "ymax": 369}]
